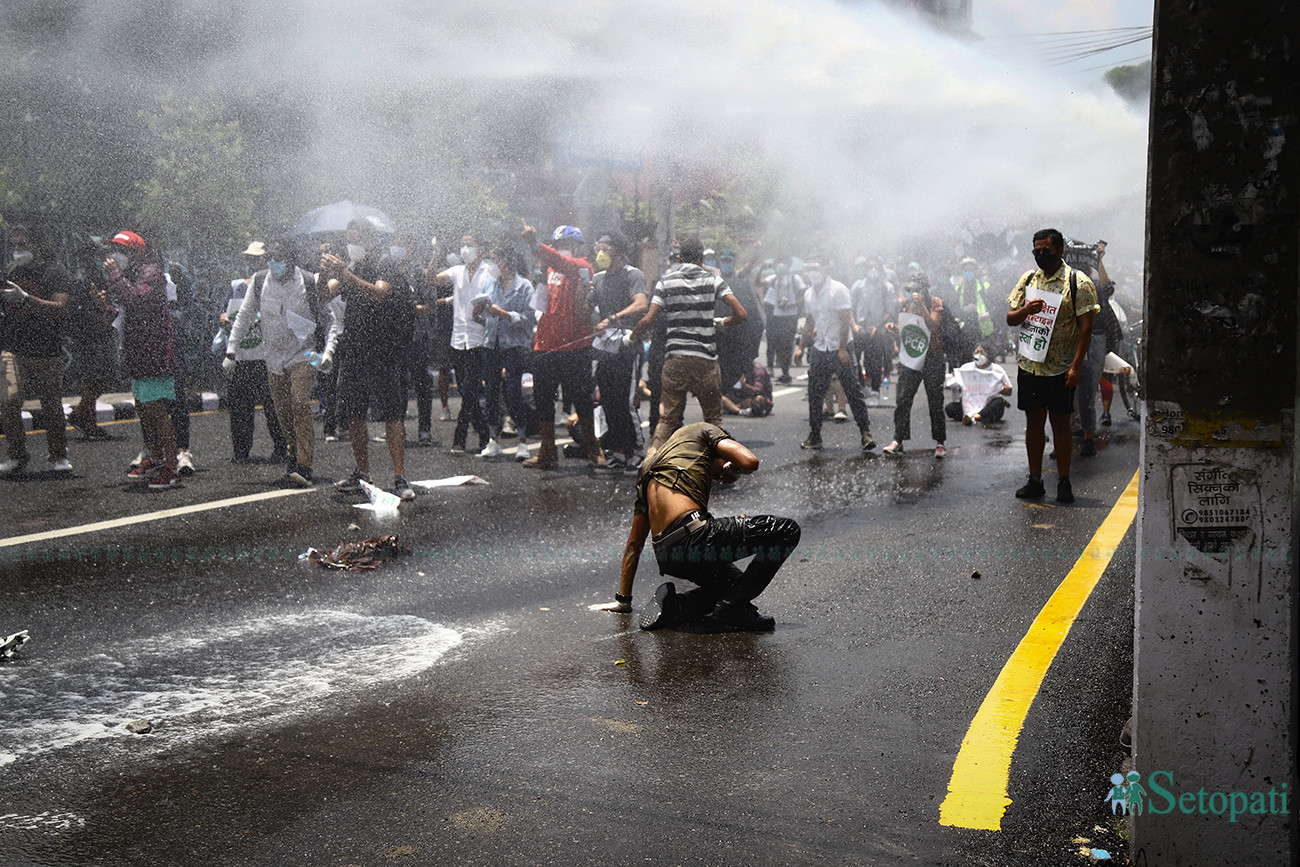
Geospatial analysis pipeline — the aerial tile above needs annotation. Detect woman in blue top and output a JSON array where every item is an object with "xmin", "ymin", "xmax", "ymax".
[{"xmin": 479, "ymin": 247, "xmax": 537, "ymax": 461}]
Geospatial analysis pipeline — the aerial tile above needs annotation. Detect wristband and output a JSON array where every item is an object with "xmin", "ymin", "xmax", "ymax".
[{"xmin": 614, "ymin": 592, "xmax": 632, "ymax": 604}]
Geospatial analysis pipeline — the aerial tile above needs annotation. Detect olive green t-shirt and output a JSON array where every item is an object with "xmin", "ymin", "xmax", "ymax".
[{"xmin": 633, "ymin": 422, "xmax": 731, "ymax": 517}]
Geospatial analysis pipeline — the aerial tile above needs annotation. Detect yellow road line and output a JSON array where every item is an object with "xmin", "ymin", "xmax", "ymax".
[
  {"xmin": 0, "ymin": 488, "xmax": 315, "ymax": 549},
  {"xmin": 938, "ymin": 470, "xmax": 1140, "ymax": 831}
]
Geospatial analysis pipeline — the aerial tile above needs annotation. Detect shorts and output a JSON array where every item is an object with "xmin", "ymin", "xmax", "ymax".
[
  {"xmin": 337, "ymin": 354, "xmax": 406, "ymax": 422},
  {"xmin": 132, "ymin": 375, "xmax": 176, "ymax": 405},
  {"xmin": 1017, "ymin": 369, "xmax": 1075, "ymax": 415}
]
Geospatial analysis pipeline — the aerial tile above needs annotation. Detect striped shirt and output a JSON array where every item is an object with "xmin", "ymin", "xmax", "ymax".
[{"xmin": 651, "ymin": 263, "xmax": 733, "ymax": 360}]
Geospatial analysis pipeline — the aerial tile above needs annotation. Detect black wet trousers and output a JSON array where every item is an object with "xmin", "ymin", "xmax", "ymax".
[{"xmin": 654, "ymin": 513, "xmax": 802, "ymax": 617}]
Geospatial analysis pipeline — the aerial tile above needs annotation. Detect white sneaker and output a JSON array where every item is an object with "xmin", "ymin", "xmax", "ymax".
[
  {"xmin": 50, "ymin": 458, "xmax": 73, "ymax": 472},
  {"xmin": 514, "ymin": 443, "xmax": 530, "ymax": 462},
  {"xmin": 501, "ymin": 418, "xmax": 518, "ymax": 437},
  {"xmin": 480, "ymin": 439, "xmax": 503, "ymax": 458},
  {"xmin": 131, "ymin": 449, "xmax": 149, "ymax": 468},
  {"xmin": 0, "ymin": 456, "xmax": 27, "ymax": 473},
  {"xmin": 176, "ymin": 449, "xmax": 196, "ymax": 475},
  {"xmin": 868, "ymin": 390, "xmax": 881, "ymax": 406}
]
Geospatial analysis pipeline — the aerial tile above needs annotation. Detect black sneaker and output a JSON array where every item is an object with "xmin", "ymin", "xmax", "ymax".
[
  {"xmin": 861, "ymin": 430, "xmax": 876, "ymax": 452},
  {"xmin": 801, "ymin": 434, "xmax": 823, "ymax": 450},
  {"xmin": 1080, "ymin": 439, "xmax": 1097, "ymax": 457},
  {"xmin": 1056, "ymin": 478, "xmax": 1075, "ymax": 504},
  {"xmin": 777, "ymin": 373, "xmax": 792, "ymax": 384},
  {"xmin": 394, "ymin": 476, "xmax": 416, "ymax": 501},
  {"xmin": 708, "ymin": 600, "xmax": 776, "ymax": 631},
  {"xmin": 1015, "ymin": 477, "xmax": 1046, "ymax": 499},
  {"xmin": 639, "ymin": 582, "xmax": 678, "ymax": 630},
  {"xmin": 334, "ymin": 468, "xmax": 370, "ymax": 492}
]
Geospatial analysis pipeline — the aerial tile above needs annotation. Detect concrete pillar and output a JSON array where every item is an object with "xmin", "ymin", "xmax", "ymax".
[{"xmin": 1134, "ymin": 1, "xmax": 1297, "ymax": 863}]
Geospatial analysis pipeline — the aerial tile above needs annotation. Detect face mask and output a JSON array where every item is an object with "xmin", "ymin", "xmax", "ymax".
[
  {"xmin": 346, "ymin": 243, "xmax": 366, "ymax": 264},
  {"xmin": 807, "ymin": 270, "xmax": 824, "ymax": 286},
  {"xmin": 485, "ymin": 262, "xmax": 501, "ymax": 281},
  {"xmin": 776, "ymin": 263, "xmax": 789, "ymax": 275},
  {"xmin": 594, "ymin": 249, "xmax": 612, "ymax": 270},
  {"xmin": 974, "ymin": 353, "xmax": 989, "ymax": 366},
  {"xmin": 704, "ymin": 258, "xmax": 716, "ymax": 269},
  {"xmin": 867, "ymin": 268, "xmax": 880, "ymax": 281},
  {"xmin": 460, "ymin": 245, "xmax": 477, "ymax": 263},
  {"xmin": 267, "ymin": 259, "xmax": 289, "ymax": 279},
  {"xmin": 963, "ymin": 271, "xmax": 975, "ymax": 283},
  {"xmin": 108, "ymin": 251, "xmax": 129, "ymax": 270},
  {"xmin": 720, "ymin": 262, "xmax": 735, "ymax": 277},
  {"xmin": 1033, "ymin": 249, "xmax": 1061, "ymax": 273},
  {"xmin": 11, "ymin": 249, "xmax": 33, "ymax": 268}
]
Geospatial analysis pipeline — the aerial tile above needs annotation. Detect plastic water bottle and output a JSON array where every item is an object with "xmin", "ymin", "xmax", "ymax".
[{"xmin": 304, "ymin": 350, "xmax": 325, "ymax": 367}]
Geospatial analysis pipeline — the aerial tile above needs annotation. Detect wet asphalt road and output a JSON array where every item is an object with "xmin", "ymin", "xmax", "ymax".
[{"xmin": 0, "ymin": 373, "xmax": 1139, "ymax": 866}]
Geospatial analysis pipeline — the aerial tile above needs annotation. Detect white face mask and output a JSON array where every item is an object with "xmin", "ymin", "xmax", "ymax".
[
  {"xmin": 807, "ymin": 270, "xmax": 824, "ymax": 286},
  {"xmin": 11, "ymin": 249, "xmax": 34, "ymax": 268},
  {"xmin": 485, "ymin": 262, "xmax": 501, "ymax": 281},
  {"xmin": 108, "ymin": 251, "xmax": 129, "ymax": 270},
  {"xmin": 460, "ymin": 246, "xmax": 477, "ymax": 264},
  {"xmin": 346, "ymin": 243, "xmax": 366, "ymax": 264},
  {"xmin": 974, "ymin": 353, "xmax": 989, "ymax": 366}
]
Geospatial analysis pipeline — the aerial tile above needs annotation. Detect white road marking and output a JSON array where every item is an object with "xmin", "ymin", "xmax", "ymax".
[{"xmin": 0, "ymin": 488, "xmax": 315, "ymax": 549}]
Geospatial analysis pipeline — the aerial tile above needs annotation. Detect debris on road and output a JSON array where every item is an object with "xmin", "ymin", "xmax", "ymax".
[
  {"xmin": 125, "ymin": 719, "xmax": 153, "ymax": 734},
  {"xmin": 306, "ymin": 535, "xmax": 412, "ymax": 571},
  {"xmin": 2, "ymin": 630, "xmax": 30, "ymax": 658},
  {"xmin": 411, "ymin": 475, "xmax": 489, "ymax": 489}
]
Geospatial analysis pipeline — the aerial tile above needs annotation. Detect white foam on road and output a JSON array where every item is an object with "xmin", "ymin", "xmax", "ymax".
[{"xmin": 0, "ymin": 610, "xmax": 493, "ymax": 770}]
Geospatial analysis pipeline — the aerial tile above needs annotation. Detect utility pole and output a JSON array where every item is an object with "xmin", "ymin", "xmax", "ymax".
[{"xmin": 1134, "ymin": 1, "xmax": 1297, "ymax": 863}]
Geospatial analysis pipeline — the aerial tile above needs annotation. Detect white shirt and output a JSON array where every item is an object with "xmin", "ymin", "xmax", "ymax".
[
  {"xmin": 947, "ymin": 361, "xmax": 1012, "ymax": 416},
  {"xmin": 447, "ymin": 260, "xmax": 494, "ymax": 350},
  {"xmin": 803, "ymin": 278, "xmax": 852, "ymax": 352},
  {"xmin": 228, "ymin": 268, "xmax": 341, "ymax": 375}
]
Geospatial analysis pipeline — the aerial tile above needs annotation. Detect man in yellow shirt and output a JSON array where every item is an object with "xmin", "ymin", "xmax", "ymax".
[{"xmin": 1006, "ymin": 228, "xmax": 1100, "ymax": 504}]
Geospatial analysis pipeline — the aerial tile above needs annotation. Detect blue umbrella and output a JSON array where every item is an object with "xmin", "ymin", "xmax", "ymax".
[{"xmin": 288, "ymin": 200, "xmax": 397, "ymax": 238}]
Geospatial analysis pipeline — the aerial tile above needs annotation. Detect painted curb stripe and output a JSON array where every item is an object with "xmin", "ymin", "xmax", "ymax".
[
  {"xmin": 939, "ymin": 470, "xmax": 1140, "ymax": 831},
  {"xmin": 0, "ymin": 488, "xmax": 315, "ymax": 549}
]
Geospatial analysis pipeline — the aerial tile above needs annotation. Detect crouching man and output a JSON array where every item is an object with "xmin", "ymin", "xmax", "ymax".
[{"xmin": 605, "ymin": 422, "xmax": 801, "ymax": 631}]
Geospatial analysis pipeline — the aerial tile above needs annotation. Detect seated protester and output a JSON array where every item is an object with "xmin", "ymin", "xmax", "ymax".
[
  {"xmin": 944, "ymin": 343, "xmax": 1013, "ymax": 425},
  {"xmin": 722, "ymin": 360, "xmax": 773, "ymax": 417},
  {"xmin": 604, "ymin": 422, "xmax": 801, "ymax": 632}
]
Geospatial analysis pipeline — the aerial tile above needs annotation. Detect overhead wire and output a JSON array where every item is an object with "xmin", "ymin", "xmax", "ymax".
[{"xmin": 982, "ymin": 25, "xmax": 1152, "ymax": 71}]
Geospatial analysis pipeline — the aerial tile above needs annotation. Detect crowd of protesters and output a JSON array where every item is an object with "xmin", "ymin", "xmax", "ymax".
[{"xmin": 1, "ymin": 216, "xmax": 1136, "ymax": 504}]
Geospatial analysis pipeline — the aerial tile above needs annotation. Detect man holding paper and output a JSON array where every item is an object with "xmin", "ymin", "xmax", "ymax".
[{"xmin": 1006, "ymin": 228, "xmax": 1099, "ymax": 504}]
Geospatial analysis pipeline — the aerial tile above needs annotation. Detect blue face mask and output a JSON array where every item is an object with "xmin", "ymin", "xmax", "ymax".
[
  {"xmin": 267, "ymin": 259, "xmax": 289, "ymax": 279},
  {"xmin": 720, "ymin": 262, "xmax": 735, "ymax": 277},
  {"xmin": 704, "ymin": 258, "xmax": 717, "ymax": 269}
]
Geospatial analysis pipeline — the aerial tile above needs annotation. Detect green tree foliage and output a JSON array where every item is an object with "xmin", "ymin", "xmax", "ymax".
[
  {"xmin": 131, "ymin": 98, "xmax": 258, "ymax": 252},
  {"xmin": 1104, "ymin": 60, "xmax": 1152, "ymax": 105}
]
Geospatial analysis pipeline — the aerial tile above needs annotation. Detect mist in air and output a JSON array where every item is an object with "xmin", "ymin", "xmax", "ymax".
[{"xmin": 1, "ymin": 0, "xmax": 1148, "ymax": 255}]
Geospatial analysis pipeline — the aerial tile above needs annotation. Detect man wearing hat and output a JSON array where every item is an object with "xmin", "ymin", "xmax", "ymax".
[{"xmin": 219, "ymin": 240, "xmax": 290, "ymax": 465}]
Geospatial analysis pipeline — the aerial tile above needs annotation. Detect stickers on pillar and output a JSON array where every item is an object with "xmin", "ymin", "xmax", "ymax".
[{"xmin": 1172, "ymin": 462, "xmax": 1260, "ymax": 560}]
